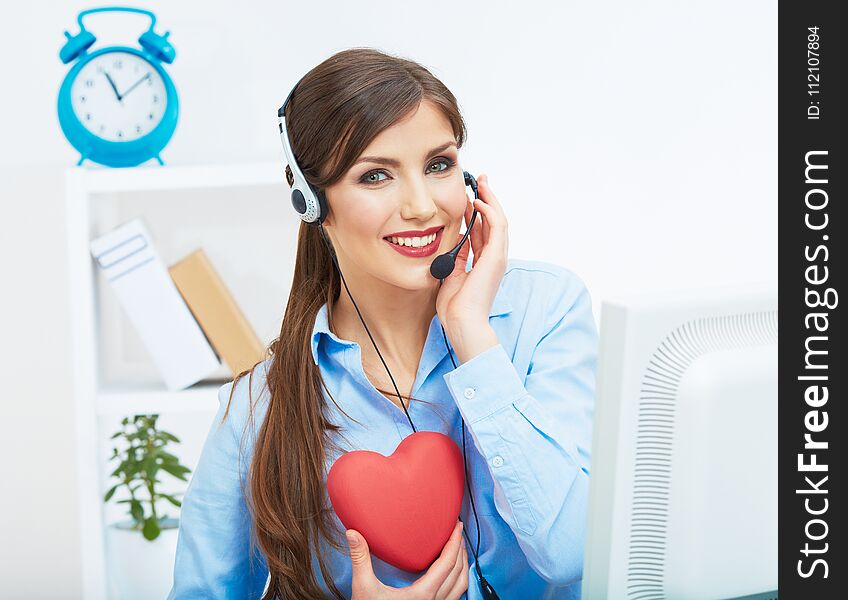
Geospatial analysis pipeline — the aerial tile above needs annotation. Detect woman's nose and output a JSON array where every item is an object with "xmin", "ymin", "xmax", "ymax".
[{"xmin": 400, "ymin": 176, "xmax": 438, "ymax": 220}]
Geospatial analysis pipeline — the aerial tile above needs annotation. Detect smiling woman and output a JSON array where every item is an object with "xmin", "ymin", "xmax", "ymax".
[
  {"xmin": 321, "ymin": 98, "xmax": 468, "ymax": 296},
  {"xmin": 169, "ymin": 47, "xmax": 598, "ymax": 600}
]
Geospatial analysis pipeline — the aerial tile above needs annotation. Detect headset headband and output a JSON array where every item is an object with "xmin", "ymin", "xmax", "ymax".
[{"xmin": 277, "ymin": 75, "xmax": 328, "ymax": 226}]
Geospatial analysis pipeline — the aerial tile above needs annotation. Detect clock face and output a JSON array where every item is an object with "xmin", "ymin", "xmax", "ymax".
[{"xmin": 70, "ymin": 51, "xmax": 168, "ymax": 142}]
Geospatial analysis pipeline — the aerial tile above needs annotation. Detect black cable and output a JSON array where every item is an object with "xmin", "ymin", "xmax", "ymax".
[
  {"xmin": 317, "ymin": 223, "xmax": 499, "ymax": 599},
  {"xmin": 317, "ymin": 224, "xmax": 416, "ymax": 434},
  {"xmin": 440, "ymin": 324, "xmax": 485, "ymax": 585}
]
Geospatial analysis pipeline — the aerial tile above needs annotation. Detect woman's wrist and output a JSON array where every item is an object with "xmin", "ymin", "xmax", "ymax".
[{"xmin": 447, "ymin": 321, "xmax": 500, "ymax": 365}]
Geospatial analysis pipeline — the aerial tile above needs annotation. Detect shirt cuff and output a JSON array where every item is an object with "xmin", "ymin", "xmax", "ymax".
[{"xmin": 443, "ymin": 343, "xmax": 527, "ymax": 424}]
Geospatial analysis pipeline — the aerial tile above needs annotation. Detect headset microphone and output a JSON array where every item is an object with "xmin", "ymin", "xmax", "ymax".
[{"xmin": 429, "ymin": 171, "xmax": 479, "ymax": 280}]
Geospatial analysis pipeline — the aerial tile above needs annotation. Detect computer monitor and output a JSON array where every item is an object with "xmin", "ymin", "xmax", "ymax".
[{"xmin": 582, "ymin": 282, "xmax": 778, "ymax": 600}]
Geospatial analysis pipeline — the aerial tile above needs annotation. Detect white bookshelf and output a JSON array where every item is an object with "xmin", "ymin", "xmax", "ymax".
[{"xmin": 66, "ymin": 162, "xmax": 295, "ymax": 599}]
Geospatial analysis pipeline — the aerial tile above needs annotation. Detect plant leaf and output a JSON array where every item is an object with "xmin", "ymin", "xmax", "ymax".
[
  {"xmin": 144, "ymin": 456, "xmax": 159, "ymax": 479},
  {"xmin": 103, "ymin": 484, "xmax": 120, "ymax": 503},
  {"xmin": 142, "ymin": 517, "xmax": 161, "ymax": 541},
  {"xmin": 130, "ymin": 499, "xmax": 144, "ymax": 523},
  {"xmin": 160, "ymin": 493, "xmax": 182, "ymax": 508},
  {"xmin": 160, "ymin": 462, "xmax": 190, "ymax": 481},
  {"xmin": 159, "ymin": 451, "xmax": 179, "ymax": 463}
]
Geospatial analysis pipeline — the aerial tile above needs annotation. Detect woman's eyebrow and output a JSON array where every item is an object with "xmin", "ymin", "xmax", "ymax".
[{"xmin": 353, "ymin": 141, "xmax": 457, "ymax": 168}]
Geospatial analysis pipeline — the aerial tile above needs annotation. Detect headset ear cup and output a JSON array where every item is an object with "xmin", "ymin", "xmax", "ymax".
[
  {"xmin": 315, "ymin": 187, "xmax": 329, "ymax": 226},
  {"xmin": 291, "ymin": 188, "xmax": 307, "ymax": 218}
]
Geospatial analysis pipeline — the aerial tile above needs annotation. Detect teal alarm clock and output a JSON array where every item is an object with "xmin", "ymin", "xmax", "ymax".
[{"xmin": 57, "ymin": 7, "xmax": 179, "ymax": 167}]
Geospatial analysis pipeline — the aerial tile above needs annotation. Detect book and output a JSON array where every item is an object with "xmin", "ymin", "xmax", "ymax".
[
  {"xmin": 89, "ymin": 218, "xmax": 222, "ymax": 391},
  {"xmin": 168, "ymin": 249, "xmax": 266, "ymax": 377}
]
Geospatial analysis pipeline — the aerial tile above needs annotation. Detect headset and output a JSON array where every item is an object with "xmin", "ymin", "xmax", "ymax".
[{"xmin": 278, "ymin": 75, "xmax": 501, "ymax": 600}]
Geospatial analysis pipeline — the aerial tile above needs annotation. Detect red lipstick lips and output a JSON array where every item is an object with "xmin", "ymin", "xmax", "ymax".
[
  {"xmin": 383, "ymin": 226, "xmax": 444, "ymax": 258},
  {"xmin": 383, "ymin": 225, "xmax": 444, "ymax": 238}
]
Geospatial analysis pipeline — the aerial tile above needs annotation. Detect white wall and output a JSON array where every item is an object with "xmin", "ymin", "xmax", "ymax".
[{"xmin": 0, "ymin": 0, "xmax": 775, "ymax": 596}]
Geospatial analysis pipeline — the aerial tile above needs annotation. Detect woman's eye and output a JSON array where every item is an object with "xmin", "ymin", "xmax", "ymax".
[
  {"xmin": 361, "ymin": 170, "xmax": 387, "ymax": 185},
  {"xmin": 428, "ymin": 158, "xmax": 454, "ymax": 173}
]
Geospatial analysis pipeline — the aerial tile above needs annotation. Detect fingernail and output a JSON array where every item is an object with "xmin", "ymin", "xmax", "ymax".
[{"xmin": 346, "ymin": 531, "xmax": 358, "ymax": 546}]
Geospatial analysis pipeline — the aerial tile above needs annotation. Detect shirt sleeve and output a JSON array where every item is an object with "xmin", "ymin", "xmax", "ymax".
[
  {"xmin": 442, "ymin": 272, "xmax": 598, "ymax": 587},
  {"xmin": 168, "ymin": 380, "xmax": 270, "ymax": 599}
]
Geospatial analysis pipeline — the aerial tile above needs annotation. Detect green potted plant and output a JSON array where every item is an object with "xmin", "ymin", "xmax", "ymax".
[{"xmin": 103, "ymin": 414, "xmax": 192, "ymax": 599}]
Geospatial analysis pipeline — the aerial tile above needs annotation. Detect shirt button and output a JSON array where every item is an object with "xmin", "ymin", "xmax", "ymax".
[
  {"xmin": 464, "ymin": 387, "xmax": 476, "ymax": 399},
  {"xmin": 492, "ymin": 456, "xmax": 504, "ymax": 467}
]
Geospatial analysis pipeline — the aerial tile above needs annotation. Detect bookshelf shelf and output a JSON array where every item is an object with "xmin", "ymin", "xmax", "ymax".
[
  {"xmin": 96, "ymin": 383, "xmax": 225, "ymax": 416},
  {"xmin": 70, "ymin": 161, "xmax": 282, "ymax": 193},
  {"xmin": 67, "ymin": 161, "xmax": 293, "ymax": 600}
]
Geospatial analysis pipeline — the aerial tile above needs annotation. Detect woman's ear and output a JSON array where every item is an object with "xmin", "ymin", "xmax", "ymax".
[{"xmin": 319, "ymin": 188, "xmax": 333, "ymax": 227}]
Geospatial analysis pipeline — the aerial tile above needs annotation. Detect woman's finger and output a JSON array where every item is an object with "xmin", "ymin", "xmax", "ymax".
[
  {"xmin": 468, "ymin": 195, "xmax": 508, "ymax": 273},
  {"xmin": 470, "ymin": 195, "xmax": 494, "ymax": 248},
  {"xmin": 445, "ymin": 545, "xmax": 469, "ymax": 600},
  {"xmin": 477, "ymin": 178, "xmax": 505, "ymax": 227},
  {"xmin": 451, "ymin": 229, "xmax": 470, "ymax": 277},
  {"xmin": 478, "ymin": 174, "xmax": 503, "ymax": 211},
  {"xmin": 413, "ymin": 522, "xmax": 463, "ymax": 596},
  {"xmin": 473, "ymin": 176, "xmax": 491, "ymax": 248},
  {"xmin": 435, "ymin": 534, "xmax": 467, "ymax": 599},
  {"xmin": 346, "ymin": 530, "xmax": 379, "ymax": 597},
  {"xmin": 478, "ymin": 175, "xmax": 507, "ymax": 234},
  {"xmin": 464, "ymin": 200, "xmax": 484, "ymax": 263}
]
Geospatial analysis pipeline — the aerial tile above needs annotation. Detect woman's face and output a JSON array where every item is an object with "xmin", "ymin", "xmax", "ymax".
[{"xmin": 323, "ymin": 99, "xmax": 467, "ymax": 291}]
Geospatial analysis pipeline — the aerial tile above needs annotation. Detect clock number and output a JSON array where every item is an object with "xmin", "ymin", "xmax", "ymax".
[
  {"xmin": 149, "ymin": 113, "xmax": 155, "ymax": 120},
  {"xmin": 136, "ymin": 125, "xmax": 142, "ymax": 133},
  {"xmin": 153, "ymin": 95, "xmax": 159, "ymax": 103},
  {"xmin": 113, "ymin": 59, "xmax": 123, "ymax": 70},
  {"xmin": 85, "ymin": 79, "xmax": 94, "ymax": 87},
  {"xmin": 117, "ymin": 131, "xmax": 123, "ymax": 138}
]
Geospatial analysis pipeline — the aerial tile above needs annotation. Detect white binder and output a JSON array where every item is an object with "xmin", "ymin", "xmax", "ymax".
[{"xmin": 90, "ymin": 218, "xmax": 221, "ymax": 391}]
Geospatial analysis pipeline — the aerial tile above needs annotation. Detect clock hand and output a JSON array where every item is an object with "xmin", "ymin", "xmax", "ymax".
[
  {"xmin": 120, "ymin": 73, "xmax": 151, "ymax": 99},
  {"xmin": 104, "ymin": 72, "xmax": 123, "ymax": 101}
]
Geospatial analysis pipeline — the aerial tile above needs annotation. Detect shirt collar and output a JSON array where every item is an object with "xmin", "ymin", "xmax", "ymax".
[{"xmin": 309, "ymin": 285, "xmax": 513, "ymax": 366}]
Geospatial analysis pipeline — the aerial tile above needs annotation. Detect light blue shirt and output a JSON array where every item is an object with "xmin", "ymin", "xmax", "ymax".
[{"xmin": 169, "ymin": 258, "xmax": 598, "ymax": 599}]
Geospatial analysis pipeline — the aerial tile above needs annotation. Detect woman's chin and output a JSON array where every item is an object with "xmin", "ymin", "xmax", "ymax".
[{"xmin": 386, "ymin": 265, "xmax": 441, "ymax": 290}]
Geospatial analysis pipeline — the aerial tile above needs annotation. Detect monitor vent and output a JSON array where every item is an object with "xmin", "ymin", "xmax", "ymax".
[{"xmin": 626, "ymin": 309, "xmax": 778, "ymax": 599}]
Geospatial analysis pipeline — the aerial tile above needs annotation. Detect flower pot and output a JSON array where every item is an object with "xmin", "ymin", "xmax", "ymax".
[{"xmin": 105, "ymin": 517, "xmax": 179, "ymax": 600}]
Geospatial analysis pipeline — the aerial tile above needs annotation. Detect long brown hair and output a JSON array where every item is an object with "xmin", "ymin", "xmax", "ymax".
[{"xmin": 222, "ymin": 47, "xmax": 468, "ymax": 599}]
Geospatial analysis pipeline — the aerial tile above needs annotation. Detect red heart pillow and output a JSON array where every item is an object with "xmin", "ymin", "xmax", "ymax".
[{"xmin": 327, "ymin": 431, "xmax": 465, "ymax": 573}]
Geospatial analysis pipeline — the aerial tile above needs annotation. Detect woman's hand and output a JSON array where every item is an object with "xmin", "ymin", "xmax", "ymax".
[
  {"xmin": 435, "ymin": 174, "xmax": 508, "ymax": 363},
  {"xmin": 347, "ymin": 521, "xmax": 469, "ymax": 600}
]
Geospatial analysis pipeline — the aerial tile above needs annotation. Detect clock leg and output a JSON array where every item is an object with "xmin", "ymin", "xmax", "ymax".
[
  {"xmin": 155, "ymin": 154, "xmax": 164, "ymax": 166},
  {"xmin": 76, "ymin": 154, "xmax": 87, "ymax": 166}
]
